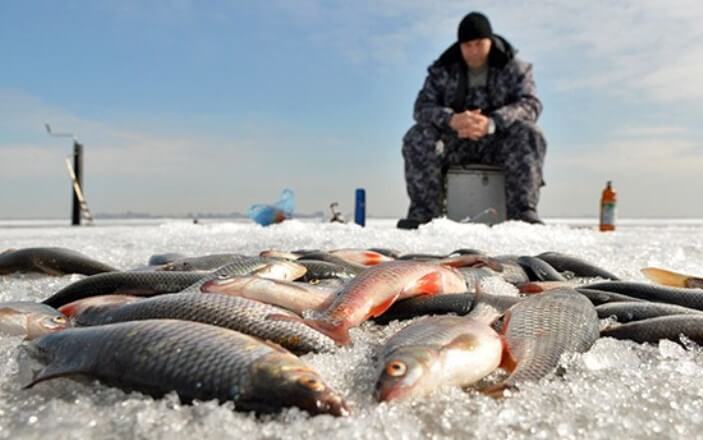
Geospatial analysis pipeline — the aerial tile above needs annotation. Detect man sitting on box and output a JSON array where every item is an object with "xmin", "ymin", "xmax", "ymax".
[{"xmin": 398, "ymin": 12, "xmax": 547, "ymax": 229}]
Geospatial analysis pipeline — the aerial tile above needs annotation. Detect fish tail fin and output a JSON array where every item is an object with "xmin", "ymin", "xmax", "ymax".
[
  {"xmin": 304, "ymin": 319, "xmax": 351, "ymax": 346},
  {"xmin": 266, "ymin": 313, "xmax": 351, "ymax": 346},
  {"xmin": 24, "ymin": 363, "xmax": 86, "ymax": 389}
]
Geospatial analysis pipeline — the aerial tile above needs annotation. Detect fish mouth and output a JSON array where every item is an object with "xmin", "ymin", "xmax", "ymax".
[
  {"xmin": 374, "ymin": 382, "xmax": 410, "ymax": 402},
  {"xmin": 310, "ymin": 393, "xmax": 350, "ymax": 417}
]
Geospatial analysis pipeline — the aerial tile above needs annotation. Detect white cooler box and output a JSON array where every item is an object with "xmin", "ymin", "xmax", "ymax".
[{"xmin": 445, "ymin": 164, "xmax": 506, "ymax": 225}]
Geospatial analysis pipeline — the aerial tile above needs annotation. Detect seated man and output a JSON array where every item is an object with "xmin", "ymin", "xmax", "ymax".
[{"xmin": 398, "ymin": 12, "xmax": 547, "ymax": 229}]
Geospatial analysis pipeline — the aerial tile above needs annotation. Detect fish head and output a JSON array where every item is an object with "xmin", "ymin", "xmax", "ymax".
[
  {"xmin": 26, "ymin": 312, "xmax": 70, "ymax": 339},
  {"xmin": 375, "ymin": 346, "xmax": 438, "ymax": 402},
  {"xmin": 201, "ymin": 274, "xmax": 252, "ymax": 292},
  {"xmin": 244, "ymin": 353, "xmax": 349, "ymax": 417}
]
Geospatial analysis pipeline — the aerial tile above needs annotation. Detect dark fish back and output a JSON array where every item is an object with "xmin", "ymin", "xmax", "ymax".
[
  {"xmin": 601, "ymin": 315, "xmax": 703, "ymax": 345},
  {"xmin": 43, "ymin": 272, "xmax": 206, "ymax": 308},
  {"xmin": 0, "ymin": 247, "xmax": 117, "ymax": 276},
  {"xmin": 537, "ymin": 252, "xmax": 619, "ymax": 280},
  {"xmin": 596, "ymin": 302, "xmax": 703, "ymax": 322},
  {"xmin": 582, "ymin": 281, "xmax": 703, "ymax": 310}
]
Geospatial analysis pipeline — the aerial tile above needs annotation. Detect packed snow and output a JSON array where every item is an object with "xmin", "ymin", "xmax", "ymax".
[{"xmin": 1, "ymin": 217, "xmax": 702, "ymax": 439}]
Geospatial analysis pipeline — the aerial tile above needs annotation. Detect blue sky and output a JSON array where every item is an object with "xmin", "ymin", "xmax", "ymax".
[{"xmin": 2, "ymin": 1, "xmax": 703, "ymax": 219}]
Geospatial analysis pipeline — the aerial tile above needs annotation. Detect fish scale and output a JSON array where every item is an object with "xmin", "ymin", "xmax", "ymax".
[
  {"xmin": 73, "ymin": 292, "xmax": 336, "ymax": 354},
  {"xmin": 26, "ymin": 320, "xmax": 348, "ymax": 416},
  {"xmin": 498, "ymin": 289, "xmax": 600, "ymax": 387}
]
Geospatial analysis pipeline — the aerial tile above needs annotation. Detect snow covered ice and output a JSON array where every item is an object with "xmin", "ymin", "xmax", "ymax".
[{"xmin": 1, "ymin": 217, "xmax": 703, "ymax": 439}]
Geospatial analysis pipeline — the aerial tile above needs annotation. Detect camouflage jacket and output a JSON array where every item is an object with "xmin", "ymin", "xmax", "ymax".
[{"xmin": 413, "ymin": 35, "xmax": 542, "ymax": 132}]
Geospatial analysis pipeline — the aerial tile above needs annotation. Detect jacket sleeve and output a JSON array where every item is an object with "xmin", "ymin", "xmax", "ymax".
[
  {"xmin": 490, "ymin": 62, "xmax": 543, "ymax": 130},
  {"xmin": 412, "ymin": 67, "xmax": 454, "ymax": 130}
]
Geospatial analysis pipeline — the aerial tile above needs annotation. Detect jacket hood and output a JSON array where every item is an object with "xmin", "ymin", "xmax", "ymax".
[{"xmin": 433, "ymin": 34, "xmax": 516, "ymax": 69}]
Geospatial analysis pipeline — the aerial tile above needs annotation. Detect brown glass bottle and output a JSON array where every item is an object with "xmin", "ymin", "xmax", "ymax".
[{"xmin": 599, "ymin": 181, "xmax": 616, "ymax": 232}]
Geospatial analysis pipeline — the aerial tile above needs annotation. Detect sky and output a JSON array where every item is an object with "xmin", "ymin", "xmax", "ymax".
[{"xmin": 2, "ymin": 0, "xmax": 703, "ymax": 219}]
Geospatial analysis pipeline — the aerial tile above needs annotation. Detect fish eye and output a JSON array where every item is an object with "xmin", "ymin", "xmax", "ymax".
[
  {"xmin": 309, "ymin": 279, "xmax": 321, "ymax": 285},
  {"xmin": 298, "ymin": 377, "xmax": 325, "ymax": 392},
  {"xmin": 385, "ymin": 360, "xmax": 407, "ymax": 377},
  {"xmin": 51, "ymin": 316, "xmax": 66, "ymax": 324}
]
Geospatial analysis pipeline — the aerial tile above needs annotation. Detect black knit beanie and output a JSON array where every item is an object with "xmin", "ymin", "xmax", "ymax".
[{"xmin": 457, "ymin": 12, "xmax": 493, "ymax": 42}]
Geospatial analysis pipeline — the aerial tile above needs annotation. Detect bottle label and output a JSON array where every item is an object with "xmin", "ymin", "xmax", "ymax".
[{"xmin": 601, "ymin": 202, "xmax": 616, "ymax": 226}]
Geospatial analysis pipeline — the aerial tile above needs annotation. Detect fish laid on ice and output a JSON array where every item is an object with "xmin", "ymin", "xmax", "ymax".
[
  {"xmin": 0, "ymin": 247, "xmax": 117, "ymax": 276},
  {"xmin": 536, "ymin": 251, "xmax": 619, "ymax": 280},
  {"xmin": 0, "ymin": 302, "xmax": 69, "ymax": 339},
  {"xmin": 26, "ymin": 319, "xmax": 348, "ymax": 416},
  {"xmin": 42, "ymin": 271, "xmax": 206, "ymax": 308},
  {"xmin": 58, "ymin": 294, "xmax": 143, "ymax": 319},
  {"xmin": 277, "ymin": 261, "xmax": 467, "ymax": 345},
  {"xmin": 488, "ymin": 289, "xmax": 599, "ymax": 394},
  {"xmin": 375, "ymin": 315, "xmax": 502, "ymax": 401},
  {"xmin": 155, "ymin": 254, "xmax": 247, "ymax": 272},
  {"xmin": 372, "ymin": 293, "xmax": 475, "ymax": 324},
  {"xmin": 71, "ymin": 292, "xmax": 336, "ymax": 354},
  {"xmin": 180, "ymin": 258, "xmax": 308, "ymax": 293},
  {"xmin": 200, "ymin": 275, "xmax": 335, "ymax": 315},
  {"xmin": 516, "ymin": 256, "xmax": 567, "ymax": 282},
  {"xmin": 582, "ymin": 281, "xmax": 703, "ymax": 310},
  {"xmin": 601, "ymin": 315, "xmax": 703, "ymax": 345},
  {"xmin": 596, "ymin": 301, "xmax": 703, "ymax": 323}
]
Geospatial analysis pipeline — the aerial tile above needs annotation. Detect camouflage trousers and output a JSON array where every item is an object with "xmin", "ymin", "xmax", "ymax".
[{"xmin": 401, "ymin": 120, "xmax": 547, "ymax": 221}]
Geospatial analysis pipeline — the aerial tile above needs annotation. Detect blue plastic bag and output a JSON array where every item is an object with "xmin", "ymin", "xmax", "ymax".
[{"xmin": 248, "ymin": 189, "xmax": 295, "ymax": 226}]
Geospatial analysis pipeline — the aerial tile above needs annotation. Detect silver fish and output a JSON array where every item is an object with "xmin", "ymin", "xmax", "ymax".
[
  {"xmin": 26, "ymin": 320, "xmax": 349, "ymax": 416},
  {"xmin": 375, "ymin": 315, "xmax": 502, "ymax": 401}
]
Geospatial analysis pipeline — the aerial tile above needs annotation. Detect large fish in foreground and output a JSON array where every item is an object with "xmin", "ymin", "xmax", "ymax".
[
  {"xmin": 275, "ymin": 261, "xmax": 467, "ymax": 345},
  {"xmin": 375, "ymin": 316, "xmax": 502, "ymax": 401},
  {"xmin": 488, "ymin": 289, "xmax": 599, "ymax": 394},
  {"xmin": 0, "ymin": 247, "xmax": 117, "ymax": 276},
  {"xmin": 70, "ymin": 293, "xmax": 336, "ymax": 354},
  {"xmin": 25, "ymin": 320, "xmax": 349, "ymax": 416}
]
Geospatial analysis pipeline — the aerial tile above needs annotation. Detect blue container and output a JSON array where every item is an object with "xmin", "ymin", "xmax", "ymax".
[{"xmin": 354, "ymin": 188, "xmax": 366, "ymax": 227}]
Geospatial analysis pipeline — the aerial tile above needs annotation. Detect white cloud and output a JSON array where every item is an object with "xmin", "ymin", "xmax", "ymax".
[{"xmin": 270, "ymin": 0, "xmax": 703, "ymax": 104}]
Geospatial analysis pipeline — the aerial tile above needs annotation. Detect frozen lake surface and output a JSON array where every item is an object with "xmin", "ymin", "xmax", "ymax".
[{"xmin": 1, "ymin": 217, "xmax": 702, "ymax": 439}]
